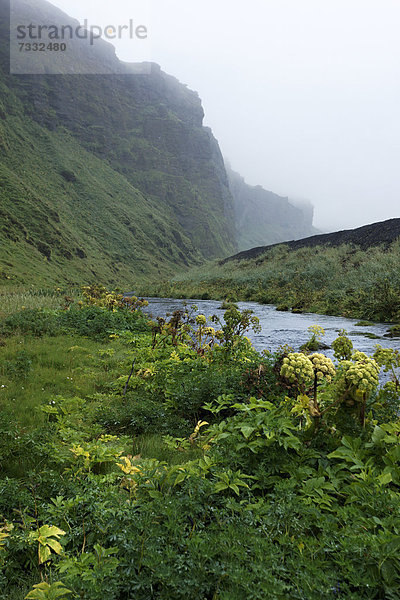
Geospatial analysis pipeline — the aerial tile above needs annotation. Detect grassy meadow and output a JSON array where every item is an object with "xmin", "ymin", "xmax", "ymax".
[{"xmin": 1, "ymin": 285, "xmax": 400, "ymax": 599}]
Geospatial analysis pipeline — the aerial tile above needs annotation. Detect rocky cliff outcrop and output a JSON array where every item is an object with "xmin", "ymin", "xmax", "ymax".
[
  {"xmin": 226, "ymin": 165, "xmax": 317, "ymax": 251},
  {"xmin": 0, "ymin": 0, "xmax": 237, "ymax": 285},
  {"xmin": 0, "ymin": 0, "xmax": 318, "ymax": 286}
]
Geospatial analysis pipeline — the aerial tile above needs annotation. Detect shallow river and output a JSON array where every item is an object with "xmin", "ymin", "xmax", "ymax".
[{"xmin": 142, "ymin": 297, "xmax": 400, "ymax": 359}]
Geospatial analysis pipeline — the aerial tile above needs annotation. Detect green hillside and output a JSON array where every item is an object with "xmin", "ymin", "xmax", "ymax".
[
  {"xmin": 0, "ymin": 0, "xmax": 320, "ymax": 289},
  {"xmin": 0, "ymin": 96, "xmax": 203, "ymax": 286},
  {"xmin": 0, "ymin": 0, "xmax": 235, "ymax": 288}
]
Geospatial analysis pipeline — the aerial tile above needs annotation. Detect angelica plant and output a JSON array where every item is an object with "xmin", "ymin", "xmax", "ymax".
[
  {"xmin": 332, "ymin": 330, "xmax": 353, "ymax": 361},
  {"xmin": 374, "ymin": 345, "xmax": 400, "ymax": 389},
  {"xmin": 309, "ymin": 353, "xmax": 336, "ymax": 410},
  {"xmin": 280, "ymin": 353, "xmax": 314, "ymax": 395},
  {"xmin": 301, "ymin": 325, "xmax": 326, "ymax": 352},
  {"xmin": 337, "ymin": 351, "xmax": 380, "ymax": 425}
]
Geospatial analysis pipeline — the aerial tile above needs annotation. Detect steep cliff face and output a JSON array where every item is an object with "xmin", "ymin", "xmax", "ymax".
[
  {"xmin": 17, "ymin": 64, "xmax": 236, "ymax": 259},
  {"xmin": 226, "ymin": 165, "xmax": 317, "ymax": 251},
  {"xmin": 0, "ymin": 0, "xmax": 320, "ymax": 287},
  {"xmin": 0, "ymin": 0, "xmax": 236, "ymax": 286}
]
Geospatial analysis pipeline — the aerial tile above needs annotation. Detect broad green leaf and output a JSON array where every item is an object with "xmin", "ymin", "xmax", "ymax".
[
  {"xmin": 214, "ymin": 482, "xmax": 228, "ymax": 493},
  {"xmin": 25, "ymin": 581, "xmax": 72, "ymax": 599},
  {"xmin": 378, "ymin": 471, "xmax": 393, "ymax": 485},
  {"xmin": 147, "ymin": 490, "xmax": 162, "ymax": 499},
  {"xmin": 241, "ymin": 426, "xmax": 256, "ymax": 439},
  {"xmin": 381, "ymin": 560, "xmax": 397, "ymax": 586},
  {"xmin": 371, "ymin": 425, "xmax": 386, "ymax": 445},
  {"xmin": 174, "ymin": 472, "xmax": 186, "ymax": 486}
]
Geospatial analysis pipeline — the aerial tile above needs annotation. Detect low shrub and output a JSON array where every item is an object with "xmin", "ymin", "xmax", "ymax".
[
  {"xmin": 0, "ymin": 306, "xmax": 150, "ymax": 340},
  {"xmin": 0, "ymin": 309, "xmax": 59, "ymax": 337},
  {"xmin": 58, "ymin": 307, "xmax": 149, "ymax": 340},
  {"xmin": 95, "ymin": 397, "xmax": 190, "ymax": 437}
]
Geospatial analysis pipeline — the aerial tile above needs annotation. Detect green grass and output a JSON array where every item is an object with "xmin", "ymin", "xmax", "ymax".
[
  {"xmin": 0, "ymin": 287, "xmax": 69, "ymax": 318},
  {"xmin": 2, "ymin": 299, "xmax": 400, "ymax": 599},
  {"xmin": 3, "ymin": 579, "xmax": 36, "ymax": 600},
  {"xmin": 0, "ymin": 327, "xmax": 199, "ymax": 482},
  {"xmin": 133, "ymin": 433, "xmax": 203, "ymax": 464},
  {"xmin": 0, "ymin": 334, "xmax": 126, "ymax": 430},
  {"xmin": 142, "ymin": 241, "xmax": 400, "ymax": 322},
  {"xmin": 0, "ymin": 325, "xmax": 202, "ymax": 472},
  {"xmin": 0, "ymin": 109, "xmax": 200, "ymax": 288}
]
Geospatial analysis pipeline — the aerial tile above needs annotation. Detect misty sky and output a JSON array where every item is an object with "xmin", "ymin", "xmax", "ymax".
[{"xmin": 49, "ymin": 0, "xmax": 400, "ymax": 231}]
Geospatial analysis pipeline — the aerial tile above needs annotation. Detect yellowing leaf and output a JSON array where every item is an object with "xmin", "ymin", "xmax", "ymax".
[
  {"xmin": 117, "ymin": 457, "xmax": 142, "ymax": 475},
  {"xmin": 39, "ymin": 525, "xmax": 65, "ymax": 538},
  {"xmin": 193, "ymin": 420, "xmax": 209, "ymax": 435},
  {"xmin": 25, "ymin": 581, "xmax": 72, "ymax": 599},
  {"xmin": 45, "ymin": 538, "xmax": 63, "ymax": 555},
  {"xmin": 38, "ymin": 544, "xmax": 51, "ymax": 564}
]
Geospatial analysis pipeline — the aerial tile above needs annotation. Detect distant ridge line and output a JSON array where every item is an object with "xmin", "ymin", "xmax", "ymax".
[{"xmin": 220, "ymin": 218, "xmax": 400, "ymax": 264}]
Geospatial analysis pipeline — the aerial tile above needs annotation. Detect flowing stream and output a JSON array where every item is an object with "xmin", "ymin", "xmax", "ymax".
[{"xmin": 142, "ymin": 297, "xmax": 400, "ymax": 359}]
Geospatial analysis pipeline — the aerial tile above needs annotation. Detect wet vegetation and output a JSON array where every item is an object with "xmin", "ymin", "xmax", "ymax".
[
  {"xmin": 145, "ymin": 241, "xmax": 400, "ymax": 324},
  {"xmin": 1, "ymin": 286, "xmax": 400, "ymax": 599}
]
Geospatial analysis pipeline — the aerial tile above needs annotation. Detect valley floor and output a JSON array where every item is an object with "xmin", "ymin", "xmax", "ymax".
[
  {"xmin": 140, "ymin": 240, "xmax": 400, "ymax": 325},
  {"xmin": 1, "ymin": 287, "xmax": 400, "ymax": 599}
]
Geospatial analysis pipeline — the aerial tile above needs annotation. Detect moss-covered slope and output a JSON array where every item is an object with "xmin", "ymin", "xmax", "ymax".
[{"xmin": 0, "ymin": 0, "xmax": 236, "ymax": 287}]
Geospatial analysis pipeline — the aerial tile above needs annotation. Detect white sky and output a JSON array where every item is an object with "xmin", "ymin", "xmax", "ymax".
[{"xmin": 48, "ymin": 0, "xmax": 400, "ymax": 231}]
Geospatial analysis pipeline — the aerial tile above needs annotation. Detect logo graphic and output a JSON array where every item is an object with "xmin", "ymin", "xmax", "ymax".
[{"xmin": 10, "ymin": 1, "xmax": 152, "ymax": 75}]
